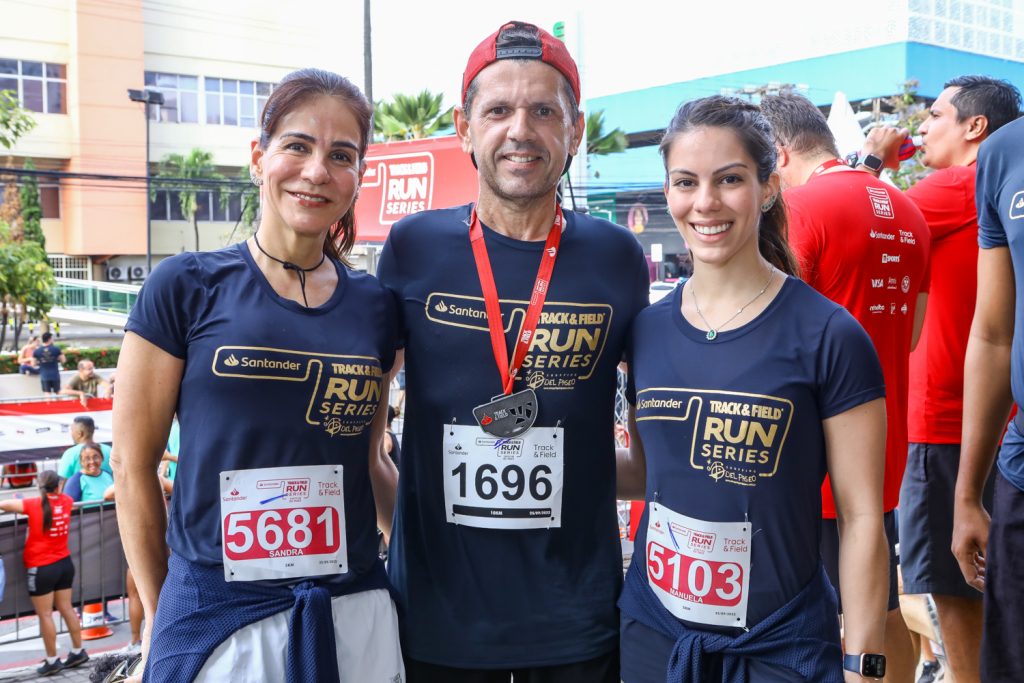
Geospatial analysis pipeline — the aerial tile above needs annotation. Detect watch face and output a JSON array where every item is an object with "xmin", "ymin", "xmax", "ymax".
[
  {"xmin": 862, "ymin": 154, "xmax": 884, "ymax": 171},
  {"xmin": 862, "ymin": 654, "xmax": 887, "ymax": 677}
]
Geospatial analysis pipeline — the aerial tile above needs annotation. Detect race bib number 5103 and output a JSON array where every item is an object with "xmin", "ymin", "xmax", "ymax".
[
  {"xmin": 220, "ymin": 464, "xmax": 347, "ymax": 582},
  {"xmin": 646, "ymin": 502, "xmax": 751, "ymax": 628},
  {"xmin": 442, "ymin": 424, "xmax": 564, "ymax": 530}
]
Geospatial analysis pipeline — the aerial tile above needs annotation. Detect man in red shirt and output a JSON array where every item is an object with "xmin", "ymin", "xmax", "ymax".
[
  {"xmin": 857, "ymin": 75, "xmax": 1021, "ymax": 683},
  {"xmin": 762, "ymin": 92, "xmax": 930, "ymax": 683}
]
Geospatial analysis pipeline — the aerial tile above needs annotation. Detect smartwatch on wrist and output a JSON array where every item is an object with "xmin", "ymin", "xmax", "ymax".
[
  {"xmin": 857, "ymin": 153, "xmax": 885, "ymax": 174},
  {"xmin": 843, "ymin": 653, "xmax": 887, "ymax": 678}
]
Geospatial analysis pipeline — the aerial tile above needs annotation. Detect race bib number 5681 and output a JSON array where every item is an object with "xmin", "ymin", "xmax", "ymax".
[
  {"xmin": 220, "ymin": 464, "xmax": 347, "ymax": 582},
  {"xmin": 646, "ymin": 502, "xmax": 750, "ymax": 628}
]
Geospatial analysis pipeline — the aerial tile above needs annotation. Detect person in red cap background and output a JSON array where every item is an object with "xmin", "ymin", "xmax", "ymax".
[{"xmin": 377, "ymin": 20, "xmax": 650, "ymax": 683}]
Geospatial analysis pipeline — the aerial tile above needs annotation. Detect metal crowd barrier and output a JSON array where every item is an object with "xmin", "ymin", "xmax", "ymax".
[{"xmin": 0, "ymin": 499, "xmax": 129, "ymax": 644}]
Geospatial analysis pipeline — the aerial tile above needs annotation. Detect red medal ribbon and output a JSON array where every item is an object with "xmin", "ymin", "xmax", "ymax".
[
  {"xmin": 469, "ymin": 205, "xmax": 563, "ymax": 395},
  {"xmin": 811, "ymin": 158, "xmax": 848, "ymax": 176}
]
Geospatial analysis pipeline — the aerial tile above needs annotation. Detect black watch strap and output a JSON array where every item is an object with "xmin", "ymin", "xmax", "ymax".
[{"xmin": 844, "ymin": 653, "xmax": 887, "ymax": 678}]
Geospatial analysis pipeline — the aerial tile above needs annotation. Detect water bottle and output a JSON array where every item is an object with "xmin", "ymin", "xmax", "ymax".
[{"xmin": 898, "ymin": 135, "xmax": 923, "ymax": 161}]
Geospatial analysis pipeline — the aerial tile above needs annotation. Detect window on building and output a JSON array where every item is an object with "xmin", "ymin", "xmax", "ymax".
[
  {"xmin": 206, "ymin": 78, "xmax": 272, "ymax": 128},
  {"xmin": 143, "ymin": 72, "xmax": 199, "ymax": 124},
  {"xmin": 48, "ymin": 255, "xmax": 90, "ymax": 280},
  {"xmin": 0, "ymin": 177, "xmax": 61, "ymax": 219},
  {"xmin": 0, "ymin": 58, "xmax": 67, "ymax": 114},
  {"xmin": 40, "ymin": 183, "xmax": 60, "ymax": 218},
  {"xmin": 150, "ymin": 188, "xmax": 248, "ymax": 222}
]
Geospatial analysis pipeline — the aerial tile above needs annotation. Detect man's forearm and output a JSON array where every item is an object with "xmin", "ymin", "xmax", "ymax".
[{"xmin": 958, "ymin": 336, "xmax": 1014, "ymax": 502}]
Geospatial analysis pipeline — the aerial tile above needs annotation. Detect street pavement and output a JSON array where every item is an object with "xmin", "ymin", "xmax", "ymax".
[{"xmin": 0, "ymin": 615, "xmax": 136, "ymax": 682}]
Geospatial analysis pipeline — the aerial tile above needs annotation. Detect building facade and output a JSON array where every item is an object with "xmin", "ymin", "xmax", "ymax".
[
  {"xmin": 0, "ymin": 0, "xmax": 358, "ymax": 281},
  {"xmin": 583, "ymin": 0, "xmax": 1024, "ymax": 276}
]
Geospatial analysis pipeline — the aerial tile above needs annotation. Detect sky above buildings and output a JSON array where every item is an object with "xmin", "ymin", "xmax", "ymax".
[
  {"xmin": 156, "ymin": 0, "xmax": 913, "ymax": 106},
  {"xmin": 354, "ymin": 0, "xmax": 910, "ymax": 104}
]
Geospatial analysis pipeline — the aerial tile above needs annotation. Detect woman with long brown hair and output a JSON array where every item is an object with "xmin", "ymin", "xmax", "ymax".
[
  {"xmin": 111, "ymin": 68, "xmax": 401, "ymax": 681},
  {"xmin": 0, "ymin": 470, "xmax": 88, "ymax": 676},
  {"xmin": 616, "ymin": 96, "xmax": 889, "ymax": 681}
]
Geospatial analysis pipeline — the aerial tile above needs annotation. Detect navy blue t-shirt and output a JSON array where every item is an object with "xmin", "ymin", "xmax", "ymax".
[
  {"xmin": 125, "ymin": 242, "xmax": 396, "ymax": 585},
  {"xmin": 977, "ymin": 117, "xmax": 1024, "ymax": 491},
  {"xmin": 33, "ymin": 344, "xmax": 62, "ymax": 382},
  {"xmin": 377, "ymin": 204, "xmax": 649, "ymax": 668},
  {"xmin": 622, "ymin": 276, "xmax": 884, "ymax": 635}
]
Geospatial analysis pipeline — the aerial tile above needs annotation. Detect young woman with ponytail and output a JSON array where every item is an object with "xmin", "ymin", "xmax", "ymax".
[
  {"xmin": 615, "ymin": 96, "xmax": 888, "ymax": 681},
  {"xmin": 0, "ymin": 470, "xmax": 87, "ymax": 675},
  {"xmin": 111, "ymin": 68, "xmax": 402, "ymax": 681}
]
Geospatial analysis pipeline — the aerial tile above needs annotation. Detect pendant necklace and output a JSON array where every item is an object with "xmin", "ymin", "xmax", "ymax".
[
  {"xmin": 691, "ymin": 265, "xmax": 776, "ymax": 341},
  {"xmin": 253, "ymin": 232, "xmax": 326, "ymax": 308}
]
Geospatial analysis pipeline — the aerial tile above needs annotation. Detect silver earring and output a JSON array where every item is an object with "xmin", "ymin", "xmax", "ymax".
[
  {"xmin": 761, "ymin": 195, "xmax": 777, "ymax": 213},
  {"xmin": 251, "ymin": 175, "xmax": 263, "ymax": 187}
]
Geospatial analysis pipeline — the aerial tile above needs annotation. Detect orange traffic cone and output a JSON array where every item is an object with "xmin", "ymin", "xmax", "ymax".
[{"xmin": 80, "ymin": 602, "xmax": 113, "ymax": 640}]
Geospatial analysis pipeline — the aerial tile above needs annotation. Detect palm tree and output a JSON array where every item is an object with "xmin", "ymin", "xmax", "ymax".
[
  {"xmin": 374, "ymin": 90, "xmax": 453, "ymax": 141},
  {"xmin": 586, "ymin": 111, "xmax": 628, "ymax": 178},
  {"xmin": 155, "ymin": 148, "xmax": 223, "ymax": 251}
]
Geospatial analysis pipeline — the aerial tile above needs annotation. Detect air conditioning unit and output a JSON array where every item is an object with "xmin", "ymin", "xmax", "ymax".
[
  {"xmin": 129, "ymin": 266, "xmax": 148, "ymax": 280},
  {"xmin": 107, "ymin": 266, "xmax": 127, "ymax": 282}
]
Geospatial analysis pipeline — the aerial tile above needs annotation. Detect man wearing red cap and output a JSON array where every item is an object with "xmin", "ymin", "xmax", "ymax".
[{"xmin": 377, "ymin": 20, "xmax": 649, "ymax": 682}]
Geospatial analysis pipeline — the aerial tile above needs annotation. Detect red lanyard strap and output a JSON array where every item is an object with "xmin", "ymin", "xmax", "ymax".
[
  {"xmin": 811, "ymin": 158, "xmax": 848, "ymax": 177},
  {"xmin": 469, "ymin": 206, "xmax": 563, "ymax": 395}
]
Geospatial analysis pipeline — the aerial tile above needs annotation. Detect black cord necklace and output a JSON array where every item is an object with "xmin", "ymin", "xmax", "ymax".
[{"xmin": 253, "ymin": 232, "xmax": 326, "ymax": 308}]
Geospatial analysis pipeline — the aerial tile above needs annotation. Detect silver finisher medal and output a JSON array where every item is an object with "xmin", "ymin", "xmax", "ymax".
[{"xmin": 472, "ymin": 388, "xmax": 538, "ymax": 437}]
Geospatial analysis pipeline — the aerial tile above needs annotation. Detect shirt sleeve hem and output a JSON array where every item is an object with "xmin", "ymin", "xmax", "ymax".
[
  {"xmin": 820, "ymin": 386, "xmax": 886, "ymax": 420},
  {"xmin": 124, "ymin": 320, "xmax": 187, "ymax": 359}
]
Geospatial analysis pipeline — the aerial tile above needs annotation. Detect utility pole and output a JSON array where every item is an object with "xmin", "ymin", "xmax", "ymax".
[
  {"xmin": 127, "ymin": 88, "xmax": 164, "ymax": 274},
  {"xmin": 363, "ymin": 0, "xmax": 373, "ymax": 105}
]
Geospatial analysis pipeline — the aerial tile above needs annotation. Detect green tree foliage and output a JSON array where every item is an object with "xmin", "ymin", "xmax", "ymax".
[
  {"xmin": 879, "ymin": 80, "xmax": 930, "ymax": 191},
  {"xmin": 0, "ymin": 89, "xmax": 36, "ymax": 150},
  {"xmin": 586, "ymin": 110, "xmax": 628, "ymax": 178},
  {"xmin": 19, "ymin": 158, "xmax": 44, "ymax": 249},
  {"xmin": 222, "ymin": 166, "xmax": 260, "ymax": 246},
  {"xmin": 374, "ymin": 90, "xmax": 453, "ymax": 141},
  {"xmin": 155, "ymin": 148, "xmax": 224, "ymax": 251},
  {"xmin": 0, "ymin": 219, "xmax": 55, "ymax": 351}
]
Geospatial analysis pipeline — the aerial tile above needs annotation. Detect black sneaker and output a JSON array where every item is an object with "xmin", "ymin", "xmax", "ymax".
[
  {"xmin": 64, "ymin": 649, "xmax": 90, "ymax": 669},
  {"xmin": 36, "ymin": 658, "xmax": 63, "ymax": 676},
  {"xmin": 917, "ymin": 660, "xmax": 942, "ymax": 683}
]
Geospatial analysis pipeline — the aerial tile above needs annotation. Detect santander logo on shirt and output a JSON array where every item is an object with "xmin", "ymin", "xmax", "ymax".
[{"xmin": 1011, "ymin": 190, "xmax": 1024, "ymax": 220}]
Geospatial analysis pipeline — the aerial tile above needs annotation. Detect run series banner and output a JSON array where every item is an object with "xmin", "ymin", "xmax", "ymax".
[{"xmin": 0, "ymin": 398, "xmax": 113, "ymax": 464}]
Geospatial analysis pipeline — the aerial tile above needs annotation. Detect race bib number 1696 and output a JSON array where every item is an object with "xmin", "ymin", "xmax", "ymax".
[{"xmin": 442, "ymin": 424, "xmax": 564, "ymax": 530}]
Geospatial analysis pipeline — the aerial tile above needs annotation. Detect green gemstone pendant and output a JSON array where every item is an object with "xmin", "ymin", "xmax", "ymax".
[{"xmin": 706, "ymin": 329, "xmax": 717, "ymax": 341}]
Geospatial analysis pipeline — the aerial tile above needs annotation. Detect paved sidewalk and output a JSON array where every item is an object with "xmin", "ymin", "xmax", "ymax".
[{"xmin": 0, "ymin": 619, "xmax": 136, "ymax": 683}]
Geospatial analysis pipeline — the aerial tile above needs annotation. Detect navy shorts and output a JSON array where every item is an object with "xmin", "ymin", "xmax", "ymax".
[
  {"xmin": 40, "ymin": 377, "xmax": 60, "ymax": 393},
  {"xmin": 404, "ymin": 651, "xmax": 619, "ymax": 683},
  {"xmin": 27, "ymin": 556, "xmax": 74, "ymax": 596},
  {"xmin": 899, "ymin": 442, "xmax": 994, "ymax": 599},
  {"xmin": 820, "ymin": 510, "xmax": 899, "ymax": 612},
  {"xmin": 981, "ymin": 471, "xmax": 1024, "ymax": 682}
]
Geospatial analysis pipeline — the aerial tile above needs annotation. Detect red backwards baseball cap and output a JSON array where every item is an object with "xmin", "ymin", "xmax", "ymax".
[{"xmin": 461, "ymin": 21, "xmax": 581, "ymax": 106}]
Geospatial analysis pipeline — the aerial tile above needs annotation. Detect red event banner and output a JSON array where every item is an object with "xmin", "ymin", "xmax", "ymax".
[
  {"xmin": 354, "ymin": 135, "xmax": 478, "ymax": 243},
  {"xmin": 0, "ymin": 398, "xmax": 113, "ymax": 463}
]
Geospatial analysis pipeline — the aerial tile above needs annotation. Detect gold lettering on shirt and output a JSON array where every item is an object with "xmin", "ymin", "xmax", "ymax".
[
  {"xmin": 212, "ymin": 346, "xmax": 382, "ymax": 437},
  {"xmin": 425, "ymin": 292, "xmax": 612, "ymax": 389},
  {"xmin": 636, "ymin": 388, "xmax": 794, "ymax": 486}
]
